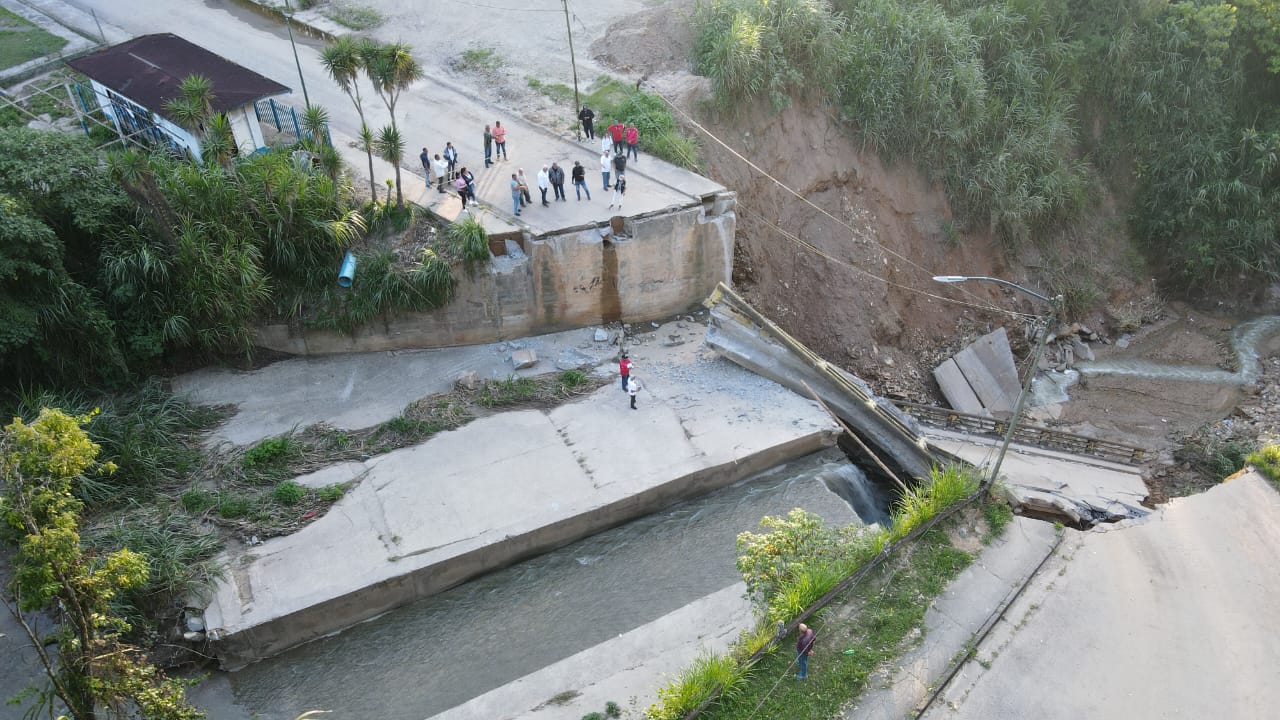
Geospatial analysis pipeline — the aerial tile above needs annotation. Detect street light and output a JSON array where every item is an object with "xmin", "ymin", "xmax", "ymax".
[
  {"xmin": 932, "ymin": 275, "xmax": 1062, "ymax": 491},
  {"xmin": 561, "ymin": 0, "xmax": 582, "ymax": 141},
  {"xmin": 283, "ymin": 0, "xmax": 311, "ymax": 108}
]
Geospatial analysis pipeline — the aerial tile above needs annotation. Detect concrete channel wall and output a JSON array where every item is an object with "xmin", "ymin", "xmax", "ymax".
[{"xmin": 254, "ymin": 195, "xmax": 736, "ymax": 354}]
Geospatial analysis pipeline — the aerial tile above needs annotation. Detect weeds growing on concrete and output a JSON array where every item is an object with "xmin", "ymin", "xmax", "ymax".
[
  {"xmin": 982, "ymin": 500, "xmax": 1014, "ymax": 543},
  {"xmin": 647, "ymin": 465, "xmax": 985, "ymax": 720},
  {"xmin": 324, "ymin": 1, "xmax": 383, "ymax": 30},
  {"xmin": 1246, "ymin": 444, "xmax": 1280, "ymax": 489},
  {"xmin": 695, "ymin": 528, "xmax": 973, "ymax": 720}
]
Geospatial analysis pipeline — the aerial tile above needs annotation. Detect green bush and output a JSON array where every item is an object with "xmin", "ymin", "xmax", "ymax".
[
  {"xmin": 9, "ymin": 380, "xmax": 218, "ymax": 507},
  {"xmin": 445, "ymin": 215, "xmax": 491, "ymax": 275},
  {"xmin": 1247, "ymin": 444, "xmax": 1280, "ymax": 487},
  {"xmin": 181, "ymin": 489, "xmax": 216, "ymax": 513},
  {"xmin": 318, "ymin": 483, "xmax": 346, "ymax": 502},
  {"xmin": 272, "ymin": 480, "xmax": 307, "ymax": 506},
  {"xmin": 87, "ymin": 510, "xmax": 224, "ymax": 631},
  {"xmin": 243, "ymin": 435, "xmax": 301, "ymax": 470},
  {"xmin": 217, "ymin": 494, "xmax": 252, "ymax": 519}
]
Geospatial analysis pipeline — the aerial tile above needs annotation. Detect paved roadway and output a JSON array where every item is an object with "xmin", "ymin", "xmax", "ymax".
[
  {"xmin": 922, "ymin": 472, "xmax": 1280, "ymax": 720},
  {"xmin": 50, "ymin": 0, "xmax": 721, "ymax": 233}
]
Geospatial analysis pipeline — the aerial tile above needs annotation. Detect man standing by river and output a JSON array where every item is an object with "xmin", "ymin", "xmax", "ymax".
[{"xmin": 796, "ymin": 623, "xmax": 816, "ymax": 679}]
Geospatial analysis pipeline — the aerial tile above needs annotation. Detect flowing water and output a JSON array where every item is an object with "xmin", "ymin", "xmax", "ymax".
[
  {"xmin": 1080, "ymin": 315, "xmax": 1280, "ymax": 384},
  {"xmin": 206, "ymin": 450, "xmax": 882, "ymax": 720}
]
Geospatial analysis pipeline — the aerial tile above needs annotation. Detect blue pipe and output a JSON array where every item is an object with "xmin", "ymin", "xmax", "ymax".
[{"xmin": 338, "ymin": 251, "xmax": 357, "ymax": 288}]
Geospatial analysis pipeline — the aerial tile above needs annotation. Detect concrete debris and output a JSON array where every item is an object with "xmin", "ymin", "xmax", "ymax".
[
  {"xmin": 511, "ymin": 349, "xmax": 538, "ymax": 369},
  {"xmin": 555, "ymin": 348, "xmax": 596, "ymax": 370},
  {"xmin": 504, "ymin": 239, "xmax": 526, "ymax": 259},
  {"xmin": 183, "ymin": 631, "xmax": 206, "ymax": 642},
  {"xmin": 456, "ymin": 370, "xmax": 480, "ymax": 390},
  {"xmin": 593, "ymin": 328, "xmax": 609, "ymax": 342},
  {"xmin": 185, "ymin": 614, "xmax": 206, "ymax": 633},
  {"xmin": 1070, "ymin": 336, "xmax": 1096, "ymax": 362},
  {"xmin": 934, "ymin": 328, "xmax": 1020, "ymax": 418}
]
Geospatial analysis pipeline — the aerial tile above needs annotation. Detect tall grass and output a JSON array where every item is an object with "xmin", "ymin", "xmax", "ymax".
[
  {"xmin": 86, "ymin": 508, "xmax": 225, "ymax": 634},
  {"xmin": 650, "ymin": 462, "xmax": 982, "ymax": 719},
  {"xmin": 8, "ymin": 379, "xmax": 219, "ymax": 507},
  {"xmin": 444, "ymin": 215, "xmax": 491, "ymax": 276}
]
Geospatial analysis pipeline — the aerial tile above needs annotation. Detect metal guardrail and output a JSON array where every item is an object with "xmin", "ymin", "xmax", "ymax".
[{"xmin": 894, "ymin": 400, "xmax": 1147, "ymax": 465}]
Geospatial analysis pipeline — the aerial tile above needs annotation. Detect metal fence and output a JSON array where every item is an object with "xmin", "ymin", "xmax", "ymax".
[{"xmin": 894, "ymin": 400, "xmax": 1147, "ymax": 464}]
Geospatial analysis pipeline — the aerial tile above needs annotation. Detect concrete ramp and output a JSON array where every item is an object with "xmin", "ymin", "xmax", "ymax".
[{"xmin": 703, "ymin": 283, "xmax": 936, "ymax": 481}]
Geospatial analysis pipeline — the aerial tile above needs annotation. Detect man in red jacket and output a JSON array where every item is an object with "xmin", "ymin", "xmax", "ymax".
[
  {"xmin": 625, "ymin": 124, "xmax": 639, "ymax": 162},
  {"xmin": 608, "ymin": 120, "xmax": 625, "ymax": 154},
  {"xmin": 619, "ymin": 352, "xmax": 632, "ymax": 392}
]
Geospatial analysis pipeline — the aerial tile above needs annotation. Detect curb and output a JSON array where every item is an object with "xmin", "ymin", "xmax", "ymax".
[{"xmin": 911, "ymin": 528, "xmax": 1065, "ymax": 717}]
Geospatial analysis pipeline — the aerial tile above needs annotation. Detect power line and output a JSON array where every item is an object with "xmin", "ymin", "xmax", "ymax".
[
  {"xmin": 648, "ymin": 90, "xmax": 1023, "ymax": 317},
  {"xmin": 736, "ymin": 206, "xmax": 1035, "ymax": 321}
]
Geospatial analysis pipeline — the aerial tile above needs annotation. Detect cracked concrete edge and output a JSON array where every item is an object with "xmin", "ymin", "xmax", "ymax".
[
  {"xmin": 845, "ymin": 517, "xmax": 1064, "ymax": 720},
  {"xmin": 914, "ymin": 527, "xmax": 1074, "ymax": 717}
]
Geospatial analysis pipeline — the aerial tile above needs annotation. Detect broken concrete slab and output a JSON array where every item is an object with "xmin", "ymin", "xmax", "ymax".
[
  {"xmin": 923, "ymin": 472, "xmax": 1280, "ymax": 720},
  {"xmin": 704, "ymin": 284, "xmax": 935, "ymax": 481},
  {"xmin": 511, "ymin": 348, "xmax": 538, "ymax": 369},
  {"xmin": 951, "ymin": 328, "xmax": 1020, "ymax": 417},
  {"xmin": 933, "ymin": 357, "xmax": 986, "ymax": 416},
  {"xmin": 202, "ymin": 364, "xmax": 839, "ymax": 669},
  {"xmin": 924, "ymin": 428, "xmax": 1148, "ymax": 525}
]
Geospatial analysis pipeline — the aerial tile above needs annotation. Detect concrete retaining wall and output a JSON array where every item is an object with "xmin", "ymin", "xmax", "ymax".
[
  {"xmin": 255, "ymin": 195, "xmax": 736, "ymax": 354},
  {"xmin": 210, "ymin": 426, "xmax": 832, "ymax": 669}
]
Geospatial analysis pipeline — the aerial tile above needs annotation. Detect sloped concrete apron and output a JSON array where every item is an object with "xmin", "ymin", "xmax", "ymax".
[{"xmin": 203, "ymin": 381, "xmax": 839, "ymax": 668}]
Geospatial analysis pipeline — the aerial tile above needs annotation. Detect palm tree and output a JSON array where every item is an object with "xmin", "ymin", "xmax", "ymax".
[
  {"xmin": 373, "ymin": 124, "xmax": 406, "ymax": 207},
  {"xmin": 361, "ymin": 42, "xmax": 421, "ymax": 134},
  {"xmin": 362, "ymin": 42, "xmax": 420, "ymax": 204},
  {"xmin": 163, "ymin": 74, "xmax": 234, "ymax": 164},
  {"xmin": 321, "ymin": 37, "xmax": 378, "ymax": 201}
]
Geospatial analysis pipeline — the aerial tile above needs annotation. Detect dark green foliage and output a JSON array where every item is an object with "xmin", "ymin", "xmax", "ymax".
[
  {"xmin": 86, "ymin": 510, "xmax": 224, "ymax": 631},
  {"xmin": 307, "ymin": 247, "xmax": 455, "ymax": 331},
  {"xmin": 445, "ymin": 215, "xmax": 491, "ymax": 274},
  {"xmin": 8, "ymin": 380, "xmax": 218, "ymax": 507},
  {"xmin": 604, "ymin": 701, "xmax": 622, "ymax": 718},
  {"xmin": 318, "ymin": 483, "xmax": 345, "ymax": 502},
  {"xmin": 271, "ymin": 480, "xmax": 307, "ymax": 506},
  {"xmin": 1174, "ymin": 435, "xmax": 1253, "ymax": 480},
  {"xmin": 0, "ymin": 129, "xmax": 132, "ymax": 386}
]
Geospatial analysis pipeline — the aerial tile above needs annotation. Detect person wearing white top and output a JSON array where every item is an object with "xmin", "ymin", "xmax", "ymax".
[
  {"xmin": 433, "ymin": 154, "xmax": 448, "ymax": 193},
  {"xmin": 601, "ymin": 152, "xmax": 612, "ymax": 191},
  {"xmin": 627, "ymin": 376, "xmax": 642, "ymax": 409},
  {"xmin": 601, "ymin": 134, "xmax": 614, "ymax": 157},
  {"xmin": 537, "ymin": 166, "xmax": 551, "ymax": 207}
]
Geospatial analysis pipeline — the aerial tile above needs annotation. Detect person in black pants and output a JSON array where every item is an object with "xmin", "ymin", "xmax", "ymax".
[
  {"xmin": 549, "ymin": 162, "xmax": 566, "ymax": 201},
  {"xmin": 578, "ymin": 105, "xmax": 595, "ymax": 139},
  {"xmin": 572, "ymin": 161, "xmax": 591, "ymax": 200}
]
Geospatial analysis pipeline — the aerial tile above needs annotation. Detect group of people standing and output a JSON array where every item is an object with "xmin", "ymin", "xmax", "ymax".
[
  {"xmin": 418, "ymin": 112, "xmax": 642, "ymax": 218},
  {"xmin": 419, "ymin": 141, "xmax": 480, "ymax": 209}
]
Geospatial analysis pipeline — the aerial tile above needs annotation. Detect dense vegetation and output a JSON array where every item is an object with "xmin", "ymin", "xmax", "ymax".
[{"xmin": 692, "ymin": 0, "xmax": 1280, "ymax": 293}]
